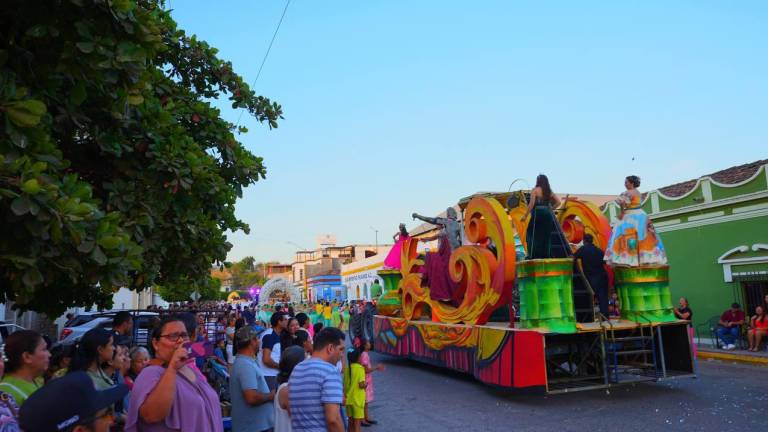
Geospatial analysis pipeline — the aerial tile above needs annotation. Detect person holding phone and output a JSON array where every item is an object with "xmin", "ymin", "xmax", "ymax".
[{"xmin": 125, "ymin": 315, "xmax": 223, "ymax": 432}]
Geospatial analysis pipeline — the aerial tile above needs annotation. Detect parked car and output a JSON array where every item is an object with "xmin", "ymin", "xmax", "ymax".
[
  {"xmin": 0, "ymin": 323, "xmax": 27, "ymax": 346},
  {"xmin": 59, "ymin": 310, "xmax": 159, "ymax": 346}
]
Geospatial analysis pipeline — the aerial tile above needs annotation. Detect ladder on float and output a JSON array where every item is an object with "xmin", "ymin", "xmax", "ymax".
[
  {"xmin": 603, "ymin": 316, "xmax": 661, "ymax": 384},
  {"xmin": 572, "ymin": 261, "xmax": 596, "ymax": 323}
]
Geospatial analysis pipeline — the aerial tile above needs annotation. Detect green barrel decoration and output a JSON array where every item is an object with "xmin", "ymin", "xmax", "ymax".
[
  {"xmin": 376, "ymin": 269, "xmax": 403, "ymax": 317},
  {"xmin": 516, "ymin": 258, "xmax": 577, "ymax": 333},
  {"xmin": 613, "ymin": 265, "xmax": 676, "ymax": 323}
]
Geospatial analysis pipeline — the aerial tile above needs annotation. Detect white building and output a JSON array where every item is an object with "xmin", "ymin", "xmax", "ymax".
[
  {"xmin": 341, "ymin": 254, "xmax": 385, "ymax": 301},
  {"xmin": 111, "ymin": 287, "xmax": 167, "ymax": 310}
]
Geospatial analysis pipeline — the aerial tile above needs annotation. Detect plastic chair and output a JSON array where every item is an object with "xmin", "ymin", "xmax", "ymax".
[
  {"xmin": 697, "ymin": 315, "xmax": 721, "ymax": 348},
  {"xmin": 704, "ymin": 316, "xmax": 746, "ymax": 350}
]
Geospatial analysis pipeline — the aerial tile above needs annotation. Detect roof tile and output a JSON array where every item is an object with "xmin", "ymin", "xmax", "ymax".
[{"xmin": 658, "ymin": 159, "xmax": 768, "ymax": 197}]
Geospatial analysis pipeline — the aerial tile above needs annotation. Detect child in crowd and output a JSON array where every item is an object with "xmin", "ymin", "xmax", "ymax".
[
  {"xmin": 344, "ymin": 348, "xmax": 367, "ymax": 432},
  {"xmin": 608, "ymin": 292, "xmax": 621, "ymax": 318},
  {"xmin": 213, "ymin": 338, "xmax": 228, "ymax": 367},
  {"xmin": 274, "ymin": 346, "xmax": 306, "ymax": 432},
  {"xmin": 358, "ymin": 339, "xmax": 384, "ymax": 426}
]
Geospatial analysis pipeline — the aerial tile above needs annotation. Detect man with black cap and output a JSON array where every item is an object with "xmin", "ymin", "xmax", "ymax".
[{"xmin": 19, "ymin": 371, "xmax": 127, "ymax": 432}]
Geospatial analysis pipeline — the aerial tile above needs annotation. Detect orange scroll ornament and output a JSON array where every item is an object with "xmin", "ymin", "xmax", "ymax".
[
  {"xmin": 415, "ymin": 323, "xmax": 479, "ymax": 351},
  {"xmin": 558, "ymin": 197, "xmax": 612, "ymax": 251},
  {"xmin": 400, "ymin": 197, "xmax": 516, "ymax": 325}
]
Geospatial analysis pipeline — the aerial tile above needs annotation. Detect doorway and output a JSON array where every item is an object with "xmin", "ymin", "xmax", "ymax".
[{"xmin": 740, "ymin": 279, "xmax": 768, "ymax": 315}]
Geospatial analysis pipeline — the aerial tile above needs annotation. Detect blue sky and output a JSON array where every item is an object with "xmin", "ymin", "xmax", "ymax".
[{"xmin": 171, "ymin": 1, "xmax": 768, "ymax": 264}]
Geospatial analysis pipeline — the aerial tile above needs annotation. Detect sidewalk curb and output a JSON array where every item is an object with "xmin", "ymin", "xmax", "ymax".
[{"xmin": 697, "ymin": 350, "xmax": 768, "ymax": 367}]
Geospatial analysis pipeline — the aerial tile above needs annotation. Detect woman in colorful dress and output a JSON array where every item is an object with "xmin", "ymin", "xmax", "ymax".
[
  {"xmin": 383, "ymin": 223, "xmax": 410, "ymax": 270},
  {"xmin": 604, "ymin": 175, "xmax": 667, "ymax": 267},
  {"xmin": 520, "ymin": 174, "xmax": 570, "ymax": 259}
]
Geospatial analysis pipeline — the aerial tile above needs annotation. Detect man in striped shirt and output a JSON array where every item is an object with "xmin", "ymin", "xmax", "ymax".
[{"xmin": 289, "ymin": 327, "xmax": 346, "ymax": 432}]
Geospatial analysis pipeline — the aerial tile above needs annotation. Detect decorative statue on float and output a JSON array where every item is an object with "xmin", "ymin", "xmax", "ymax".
[{"xmin": 411, "ymin": 208, "xmax": 462, "ymax": 303}]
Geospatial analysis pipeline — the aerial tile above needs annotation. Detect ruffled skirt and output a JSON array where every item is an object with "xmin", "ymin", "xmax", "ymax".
[{"xmin": 605, "ymin": 208, "xmax": 667, "ymax": 267}]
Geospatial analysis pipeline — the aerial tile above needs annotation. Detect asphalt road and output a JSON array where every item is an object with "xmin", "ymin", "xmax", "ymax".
[{"xmin": 364, "ymin": 353, "xmax": 768, "ymax": 432}]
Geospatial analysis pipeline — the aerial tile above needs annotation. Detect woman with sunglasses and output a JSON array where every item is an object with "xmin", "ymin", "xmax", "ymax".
[{"xmin": 125, "ymin": 316, "xmax": 223, "ymax": 432}]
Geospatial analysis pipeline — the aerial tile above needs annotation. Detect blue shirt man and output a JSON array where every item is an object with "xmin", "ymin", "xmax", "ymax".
[{"xmin": 230, "ymin": 327, "xmax": 275, "ymax": 432}]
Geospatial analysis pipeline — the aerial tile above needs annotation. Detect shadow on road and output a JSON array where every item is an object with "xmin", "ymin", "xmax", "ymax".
[{"xmin": 375, "ymin": 352, "xmax": 694, "ymax": 405}]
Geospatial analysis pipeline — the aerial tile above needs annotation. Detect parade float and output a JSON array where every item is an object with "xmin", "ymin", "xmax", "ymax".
[{"xmin": 373, "ymin": 191, "xmax": 695, "ymax": 394}]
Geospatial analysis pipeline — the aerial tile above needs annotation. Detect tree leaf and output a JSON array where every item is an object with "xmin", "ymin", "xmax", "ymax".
[
  {"xmin": 4, "ymin": 99, "xmax": 47, "ymax": 128},
  {"xmin": 127, "ymin": 92, "xmax": 144, "ymax": 105},
  {"xmin": 8, "ymin": 129, "xmax": 29, "ymax": 148},
  {"xmin": 25, "ymin": 25, "xmax": 47, "ymax": 38},
  {"xmin": 77, "ymin": 239, "xmax": 95, "ymax": 253},
  {"xmin": 70, "ymin": 82, "xmax": 87, "ymax": 106},
  {"xmin": 91, "ymin": 246, "xmax": 108, "ymax": 265},
  {"xmin": 76, "ymin": 42, "xmax": 95, "ymax": 53},
  {"xmin": 21, "ymin": 179, "xmax": 41, "ymax": 194},
  {"xmin": 98, "ymin": 236, "xmax": 121, "ymax": 250},
  {"xmin": 22, "ymin": 268, "xmax": 44, "ymax": 287},
  {"xmin": 10, "ymin": 197, "xmax": 31, "ymax": 215}
]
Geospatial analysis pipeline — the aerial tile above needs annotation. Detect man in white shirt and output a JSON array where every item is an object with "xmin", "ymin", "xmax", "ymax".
[{"xmin": 257, "ymin": 311, "xmax": 288, "ymax": 390}]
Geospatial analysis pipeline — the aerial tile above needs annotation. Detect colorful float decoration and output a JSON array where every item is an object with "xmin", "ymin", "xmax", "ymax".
[{"xmin": 374, "ymin": 191, "xmax": 695, "ymax": 394}]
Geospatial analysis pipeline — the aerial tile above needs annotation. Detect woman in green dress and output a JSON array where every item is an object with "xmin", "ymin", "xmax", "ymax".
[{"xmin": 520, "ymin": 174, "xmax": 571, "ymax": 259}]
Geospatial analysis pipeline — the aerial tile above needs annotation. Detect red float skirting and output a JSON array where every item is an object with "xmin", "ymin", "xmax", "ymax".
[
  {"xmin": 512, "ymin": 331, "xmax": 546, "ymax": 388},
  {"xmin": 374, "ymin": 316, "xmax": 546, "ymax": 391}
]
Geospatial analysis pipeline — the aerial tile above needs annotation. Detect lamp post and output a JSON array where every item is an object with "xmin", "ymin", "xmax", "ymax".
[{"xmin": 369, "ymin": 226, "xmax": 379, "ymax": 252}]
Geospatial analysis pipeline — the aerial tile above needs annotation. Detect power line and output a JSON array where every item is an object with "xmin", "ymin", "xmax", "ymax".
[{"xmin": 235, "ymin": 0, "xmax": 292, "ymax": 128}]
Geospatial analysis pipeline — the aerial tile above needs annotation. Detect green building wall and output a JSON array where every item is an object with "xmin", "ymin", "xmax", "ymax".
[{"xmin": 660, "ymin": 216, "xmax": 768, "ymax": 331}]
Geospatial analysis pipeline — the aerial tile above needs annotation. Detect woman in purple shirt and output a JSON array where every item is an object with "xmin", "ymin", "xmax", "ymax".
[{"xmin": 126, "ymin": 316, "xmax": 223, "ymax": 432}]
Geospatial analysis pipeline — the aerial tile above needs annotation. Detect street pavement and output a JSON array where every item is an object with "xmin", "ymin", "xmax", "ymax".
[{"xmin": 365, "ymin": 352, "xmax": 768, "ymax": 432}]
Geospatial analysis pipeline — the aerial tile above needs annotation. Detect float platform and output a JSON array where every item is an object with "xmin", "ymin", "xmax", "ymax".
[{"xmin": 374, "ymin": 315, "xmax": 696, "ymax": 394}]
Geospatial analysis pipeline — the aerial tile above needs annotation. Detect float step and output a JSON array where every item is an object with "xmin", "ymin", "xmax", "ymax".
[
  {"xmin": 613, "ymin": 349, "xmax": 653, "ymax": 356},
  {"xmin": 613, "ymin": 336, "xmax": 652, "ymax": 342}
]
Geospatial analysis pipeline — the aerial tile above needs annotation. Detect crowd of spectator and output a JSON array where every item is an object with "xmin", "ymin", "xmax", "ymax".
[
  {"xmin": 0, "ymin": 300, "xmax": 381, "ymax": 431},
  {"xmin": 713, "ymin": 295, "xmax": 768, "ymax": 352}
]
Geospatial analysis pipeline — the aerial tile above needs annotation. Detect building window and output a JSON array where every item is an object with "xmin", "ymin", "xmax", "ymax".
[{"xmin": 741, "ymin": 280, "xmax": 768, "ymax": 316}]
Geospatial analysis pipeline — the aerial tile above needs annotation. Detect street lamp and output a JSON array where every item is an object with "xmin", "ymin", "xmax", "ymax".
[{"xmin": 369, "ymin": 226, "xmax": 378, "ymax": 252}]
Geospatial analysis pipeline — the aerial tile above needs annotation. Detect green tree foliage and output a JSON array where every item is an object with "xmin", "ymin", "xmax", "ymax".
[
  {"xmin": 228, "ymin": 256, "xmax": 267, "ymax": 290},
  {"xmin": 0, "ymin": 0, "xmax": 282, "ymax": 315},
  {"xmin": 155, "ymin": 276, "xmax": 221, "ymax": 303}
]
